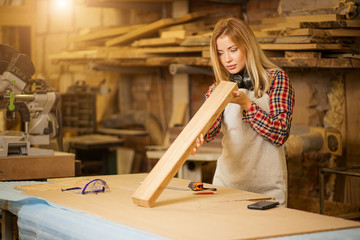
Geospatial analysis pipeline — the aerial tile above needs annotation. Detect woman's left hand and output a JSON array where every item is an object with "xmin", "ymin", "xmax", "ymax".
[
  {"xmin": 191, "ymin": 133, "xmax": 204, "ymax": 155},
  {"xmin": 230, "ymin": 90, "xmax": 252, "ymax": 111}
]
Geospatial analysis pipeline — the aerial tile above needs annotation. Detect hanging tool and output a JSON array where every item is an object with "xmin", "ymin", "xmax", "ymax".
[{"xmin": 188, "ymin": 180, "xmax": 217, "ymax": 191}]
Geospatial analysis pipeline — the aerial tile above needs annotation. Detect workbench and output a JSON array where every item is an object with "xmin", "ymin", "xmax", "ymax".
[{"xmin": 1, "ymin": 174, "xmax": 359, "ymax": 240}]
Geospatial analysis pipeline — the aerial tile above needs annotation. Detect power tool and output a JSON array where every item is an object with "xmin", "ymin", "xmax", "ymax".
[
  {"xmin": 188, "ymin": 180, "xmax": 217, "ymax": 191},
  {"xmin": 0, "ymin": 44, "xmax": 61, "ymax": 156}
]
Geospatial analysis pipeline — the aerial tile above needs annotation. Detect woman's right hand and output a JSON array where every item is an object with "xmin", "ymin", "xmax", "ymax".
[{"xmin": 191, "ymin": 133, "xmax": 204, "ymax": 155}]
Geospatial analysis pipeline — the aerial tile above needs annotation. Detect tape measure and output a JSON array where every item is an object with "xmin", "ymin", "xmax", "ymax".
[{"xmin": 188, "ymin": 180, "xmax": 217, "ymax": 191}]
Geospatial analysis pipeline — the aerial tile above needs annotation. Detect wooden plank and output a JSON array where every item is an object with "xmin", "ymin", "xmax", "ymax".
[
  {"xmin": 105, "ymin": 11, "xmax": 208, "ymax": 46},
  {"xmin": 310, "ymin": 29, "xmax": 360, "ymax": 37},
  {"xmin": 159, "ymin": 20, "xmax": 206, "ymax": 32},
  {"xmin": 269, "ymin": 57, "xmax": 360, "ymax": 68},
  {"xmin": 258, "ymin": 36, "xmax": 324, "ymax": 44},
  {"xmin": 260, "ymin": 43, "xmax": 347, "ymax": 51},
  {"xmin": 105, "ymin": 18, "xmax": 175, "ymax": 46},
  {"xmin": 252, "ymin": 22, "xmax": 301, "ymax": 32},
  {"xmin": 180, "ymin": 37, "xmax": 210, "ymax": 46},
  {"xmin": 300, "ymin": 20, "xmax": 360, "ymax": 28},
  {"xmin": 49, "ymin": 47, "xmax": 150, "ymax": 61},
  {"xmin": 255, "ymin": 28, "xmax": 360, "ymax": 38},
  {"xmin": 68, "ymin": 24, "xmax": 146, "ymax": 43},
  {"xmin": 285, "ymin": 51, "xmax": 322, "ymax": 59},
  {"xmin": 145, "ymin": 56, "xmax": 211, "ymax": 66},
  {"xmin": 131, "ymin": 37, "xmax": 183, "ymax": 47},
  {"xmin": 0, "ymin": 151, "xmax": 75, "ymax": 180},
  {"xmin": 160, "ymin": 29, "xmax": 192, "ymax": 38},
  {"xmin": 132, "ymin": 81, "xmax": 237, "ymax": 207},
  {"xmin": 181, "ymin": 32, "xmax": 211, "ymax": 46},
  {"xmin": 136, "ymin": 46, "xmax": 206, "ymax": 53},
  {"xmin": 261, "ymin": 14, "xmax": 342, "ymax": 24}
]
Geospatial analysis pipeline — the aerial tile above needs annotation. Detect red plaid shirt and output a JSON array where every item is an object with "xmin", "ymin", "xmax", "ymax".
[{"xmin": 204, "ymin": 69, "xmax": 295, "ymax": 147}]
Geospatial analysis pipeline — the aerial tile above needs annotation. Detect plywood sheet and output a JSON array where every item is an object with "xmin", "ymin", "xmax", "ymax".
[
  {"xmin": 132, "ymin": 81, "xmax": 237, "ymax": 208},
  {"xmin": 19, "ymin": 174, "xmax": 360, "ymax": 240}
]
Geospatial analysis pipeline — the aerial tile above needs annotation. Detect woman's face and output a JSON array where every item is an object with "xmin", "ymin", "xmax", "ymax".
[{"xmin": 216, "ymin": 35, "xmax": 246, "ymax": 74}]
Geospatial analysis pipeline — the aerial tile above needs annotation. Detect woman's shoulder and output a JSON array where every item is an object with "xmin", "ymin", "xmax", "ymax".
[
  {"xmin": 267, "ymin": 68, "xmax": 290, "ymax": 92},
  {"xmin": 269, "ymin": 68, "xmax": 288, "ymax": 78}
]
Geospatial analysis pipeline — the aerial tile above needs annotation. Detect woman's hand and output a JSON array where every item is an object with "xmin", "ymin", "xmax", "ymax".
[
  {"xmin": 230, "ymin": 90, "xmax": 252, "ymax": 111},
  {"xmin": 191, "ymin": 133, "xmax": 204, "ymax": 155}
]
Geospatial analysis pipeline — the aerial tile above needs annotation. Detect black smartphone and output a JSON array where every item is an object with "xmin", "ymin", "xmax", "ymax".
[{"xmin": 247, "ymin": 200, "xmax": 279, "ymax": 210}]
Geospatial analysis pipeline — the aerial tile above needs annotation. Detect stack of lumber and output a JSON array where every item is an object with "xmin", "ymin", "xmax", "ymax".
[
  {"xmin": 252, "ymin": 14, "xmax": 360, "ymax": 68},
  {"xmin": 51, "ymin": 11, "xmax": 213, "ymax": 67},
  {"xmin": 50, "ymin": 12, "xmax": 360, "ymax": 69}
]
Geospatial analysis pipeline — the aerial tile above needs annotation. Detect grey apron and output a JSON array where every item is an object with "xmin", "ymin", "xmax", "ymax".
[{"xmin": 213, "ymin": 89, "xmax": 288, "ymax": 206}]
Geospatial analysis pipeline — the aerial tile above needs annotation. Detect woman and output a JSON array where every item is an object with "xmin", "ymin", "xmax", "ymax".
[{"xmin": 193, "ymin": 17, "xmax": 295, "ymax": 207}]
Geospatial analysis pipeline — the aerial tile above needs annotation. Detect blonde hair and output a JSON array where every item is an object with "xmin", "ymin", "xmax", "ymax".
[{"xmin": 210, "ymin": 17, "xmax": 279, "ymax": 97}]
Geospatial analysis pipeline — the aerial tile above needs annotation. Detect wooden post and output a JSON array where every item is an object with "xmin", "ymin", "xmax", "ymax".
[
  {"xmin": 132, "ymin": 81, "xmax": 237, "ymax": 207},
  {"xmin": 1, "ymin": 210, "xmax": 14, "ymax": 240}
]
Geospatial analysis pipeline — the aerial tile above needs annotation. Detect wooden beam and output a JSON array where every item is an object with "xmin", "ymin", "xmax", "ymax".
[
  {"xmin": 261, "ymin": 14, "xmax": 342, "ymax": 24},
  {"xmin": 269, "ymin": 57, "xmax": 360, "ymax": 69},
  {"xmin": 68, "ymin": 24, "xmax": 146, "ymax": 43},
  {"xmin": 132, "ymin": 81, "xmax": 237, "ymax": 207},
  {"xmin": 145, "ymin": 56, "xmax": 211, "ymax": 66},
  {"xmin": 300, "ymin": 20, "xmax": 360, "ymax": 28},
  {"xmin": 136, "ymin": 46, "xmax": 206, "ymax": 53},
  {"xmin": 105, "ymin": 18, "xmax": 175, "ymax": 46},
  {"xmin": 285, "ymin": 51, "xmax": 322, "ymax": 59},
  {"xmin": 105, "ymin": 11, "xmax": 207, "ymax": 46},
  {"xmin": 260, "ymin": 43, "xmax": 347, "ymax": 51},
  {"xmin": 310, "ymin": 28, "xmax": 360, "ymax": 37},
  {"xmin": 132, "ymin": 37, "xmax": 183, "ymax": 47}
]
